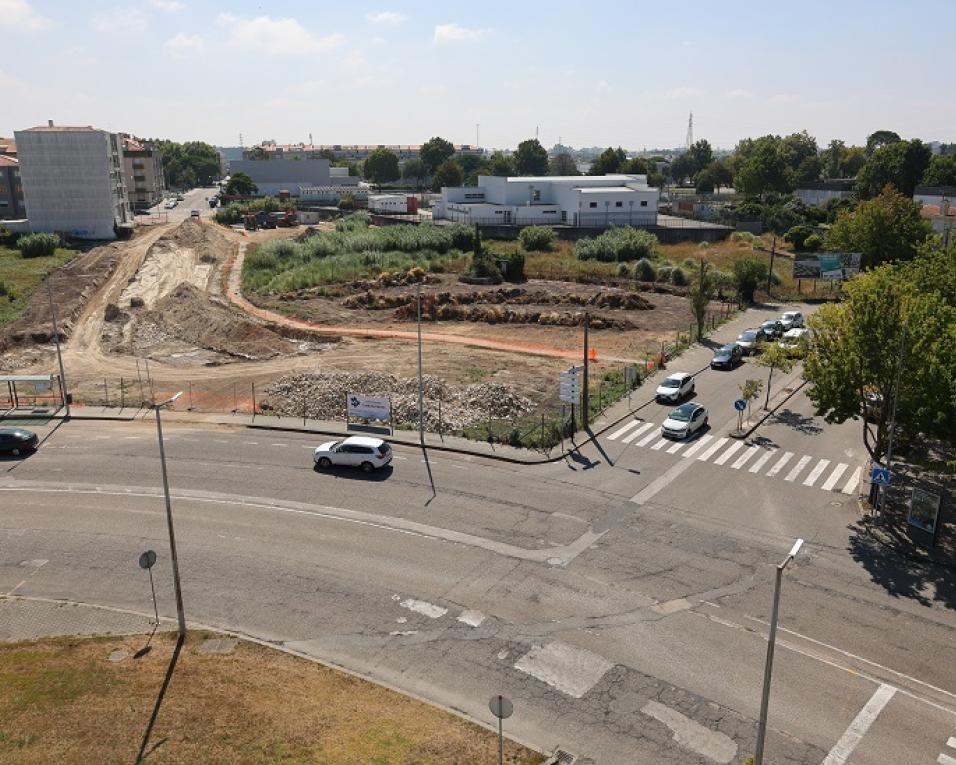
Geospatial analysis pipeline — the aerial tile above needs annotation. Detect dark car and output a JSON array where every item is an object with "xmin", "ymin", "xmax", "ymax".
[
  {"xmin": 711, "ymin": 343, "xmax": 743, "ymax": 369},
  {"xmin": 0, "ymin": 427, "xmax": 39, "ymax": 455},
  {"xmin": 760, "ymin": 319, "xmax": 784, "ymax": 340},
  {"xmin": 736, "ymin": 328, "xmax": 766, "ymax": 355}
]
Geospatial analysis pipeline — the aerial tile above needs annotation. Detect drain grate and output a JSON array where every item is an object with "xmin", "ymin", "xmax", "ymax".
[{"xmin": 553, "ymin": 750, "xmax": 575, "ymax": 764}]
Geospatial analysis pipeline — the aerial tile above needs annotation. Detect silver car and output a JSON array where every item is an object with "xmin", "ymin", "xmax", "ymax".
[{"xmin": 661, "ymin": 403, "xmax": 708, "ymax": 439}]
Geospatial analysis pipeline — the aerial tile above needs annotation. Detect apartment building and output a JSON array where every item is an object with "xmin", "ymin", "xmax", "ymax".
[
  {"xmin": 15, "ymin": 121, "xmax": 132, "ymax": 240},
  {"xmin": 121, "ymin": 135, "xmax": 166, "ymax": 210},
  {"xmin": 0, "ymin": 137, "xmax": 26, "ymax": 220}
]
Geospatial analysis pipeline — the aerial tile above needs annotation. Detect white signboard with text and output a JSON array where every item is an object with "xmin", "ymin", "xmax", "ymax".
[{"xmin": 346, "ymin": 393, "xmax": 391, "ymax": 421}]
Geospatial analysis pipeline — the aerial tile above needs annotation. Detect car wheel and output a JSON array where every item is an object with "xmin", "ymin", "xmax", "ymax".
[
  {"xmin": 703, "ymin": 417, "xmax": 709, "ymax": 428},
  {"xmin": 317, "ymin": 457, "xmax": 331, "ymax": 469},
  {"xmin": 361, "ymin": 461, "xmax": 374, "ymax": 473}
]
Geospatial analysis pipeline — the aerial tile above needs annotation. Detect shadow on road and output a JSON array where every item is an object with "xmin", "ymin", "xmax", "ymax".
[
  {"xmin": 770, "ymin": 408, "xmax": 823, "ymax": 435},
  {"xmin": 313, "ymin": 464, "xmax": 394, "ymax": 481}
]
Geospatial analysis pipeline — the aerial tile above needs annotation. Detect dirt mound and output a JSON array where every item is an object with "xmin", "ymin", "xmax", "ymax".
[
  {"xmin": 265, "ymin": 371, "xmax": 534, "ymax": 430},
  {"xmin": 164, "ymin": 218, "xmax": 233, "ymax": 262},
  {"xmin": 343, "ymin": 286, "xmax": 654, "ymax": 312},
  {"xmin": 131, "ymin": 283, "xmax": 312, "ymax": 361}
]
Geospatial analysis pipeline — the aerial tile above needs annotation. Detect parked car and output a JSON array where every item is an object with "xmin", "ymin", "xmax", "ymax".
[
  {"xmin": 190, "ymin": 209, "xmax": 200, "ymax": 218},
  {"xmin": 0, "ymin": 427, "xmax": 39, "ymax": 455},
  {"xmin": 661, "ymin": 403, "xmax": 708, "ymax": 440},
  {"xmin": 175, "ymin": 193, "xmax": 184, "ymax": 201},
  {"xmin": 313, "ymin": 436, "xmax": 392, "ymax": 472},
  {"xmin": 778, "ymin": 327, "xmax": 810, "ymax": 349},
  {"xmin": 655, "ymin": 372, "xmax": 695, "ymax": 403},
  {"xmin": 736, "ymin": 328, "xmax": 766, "ymax": 355},
  {"xmin": 711, "ymin": 343, "xmax": 743, "ymax": 370},
  {"xmin": 760, "ymin": 319, "xmax": 785, "ymax": 340},
  {"xmin": 164, "ymin": 199, "xmax": 177, "ymax": 209},
  {"xmin": 779, "ymin": 310, "xmax": 804, "ymax": 331},
  {"xmin": 208, "ymin": 198, "xmax": 218, "ymax": 208},
  {"xmin": 863, "ymin": 391, "xmax": 884, "ymax": 423}
]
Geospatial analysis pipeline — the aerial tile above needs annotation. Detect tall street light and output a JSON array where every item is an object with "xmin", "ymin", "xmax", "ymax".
[
  {"xmin": 47, "ymin": 278, "xmax": 70, "ymax": 416},
  {"xmin": 154, "ymin": 391, "xmax": 186, "ymax": 638},
  {"xmin": 754, "ymin": 537, "xmax": 804, "ymax": 765}
]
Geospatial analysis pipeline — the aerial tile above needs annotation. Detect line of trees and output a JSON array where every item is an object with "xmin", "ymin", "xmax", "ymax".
[{"xmin": 148, "ymin": 139, "xmax": 222, "ymax": 190}]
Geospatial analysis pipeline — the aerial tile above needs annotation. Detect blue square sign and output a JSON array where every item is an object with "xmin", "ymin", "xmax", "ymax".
[{"xmin": 870, "ymin": 467, "xmax": 891, "ymax": 486}]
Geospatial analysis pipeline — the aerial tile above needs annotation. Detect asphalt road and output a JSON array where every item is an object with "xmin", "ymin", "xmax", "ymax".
[
  {"xmin": 2, "ymin": 328, "xmax": 955, "ymax": 762},
  {"xmin": 140, "ymin": 185, "xmax": 216, "ymax": 222}
]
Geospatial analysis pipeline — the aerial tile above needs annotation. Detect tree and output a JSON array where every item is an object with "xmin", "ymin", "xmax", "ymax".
[
  {"xmin": 670, "ymin": 152, "xmax": 696, "ymax": 185},
  {"xmin": 431, "ymin": 159, "xmax": 463, "ymax": 191},
  {"xmin": 781, "ymin": 131, "xmax": 819, "ymax": 181},
  {"xmin": 732, "ymin": 136, "xmax": 791, "ymax": 195},
  {"xmin": 688, "ymin": 258, "xmax": 714, "ymax": 341},
  {"xmin": 225, "ymin": 172, "xmax": 257, "ymax": 196},
  {"xmin": 589, "ymin": 147, "xmax": 626, "ymax": 175},
  {"xmin": 865, "ymin": 130, "xmax": 901, "ymax": 156},
  {"xmin": 752, "ymin": 342, "xmax": 797, "ymax": 409},
  {"xmin": 731, "ymin": 257, "xmax": 767, "ymax": 304},
  {"xmin": 842, "ymin": 147, "xmax": 866, "ymax": 177},
  {"xmin": 456, "ymin": 153, "xmax": 489, "ymax": 185},
  {"xmin": 703, "ymin": 160, "xmax": 733, "ymax": 190},
  {"xmin": 514, "ymin": 138, "xmax": 549, "ymax": 175},
  {"xmin": 420, "ymin": 136, "xmax": 455, "ymax": 174},
  {"xmin": 317, "ymin": 148, "xmax": 336, "ymax": 161},
  {"xmin": 687, "ymin": 139, "xmax": 714, "ymax": 176},
  {"xmin": 826, "ymin": 185, "xmax": 931, "ymax": 269},
  {"xmin": 549, "ymin": 152, "xmax": 579, "ymax": 175},
  {"xmin": 855, "ymin": 139, "xmax": 931, "ymax": 198},
  {"xmin": 784, "ymin": 224, "xmax": 814, "ymax": 251},
  {"xmin": 362, "ymin": 147, "xmax": 400, "ymax": 187},
  {"xmin": 739, "ymin": 379, "xmax": 764, "ymax": 426},
  {"xmin": 620, "ymin": 156, "xmax": 649, "ymax": 175},
  {"xmin": 150, "ymin": 139, "xmax": 222, "ymax": 188},
  {"xmin": 823, "ymin": 139, "xmax": 846, "ymax": 179},
  {"xmin": 487, "ymin": 151, "xmax": 515, "ymax": 177},
  {"xmin": 922, "ymin": 154, "xmax": 956, "ymax": 187},
  {"xmin": 402, "ymin": 159, "xmax": 427, "ymax": 190}
]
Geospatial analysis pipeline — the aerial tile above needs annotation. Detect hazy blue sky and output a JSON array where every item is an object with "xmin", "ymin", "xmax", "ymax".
[{"xmin": 3, "ymin": 0, "xmax": 953, "ymax": 150}]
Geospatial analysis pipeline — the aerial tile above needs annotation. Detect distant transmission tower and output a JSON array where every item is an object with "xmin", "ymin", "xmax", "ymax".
[{"xmin": 685, "ymin": 112, "xmax": 694, "ymax": 150}]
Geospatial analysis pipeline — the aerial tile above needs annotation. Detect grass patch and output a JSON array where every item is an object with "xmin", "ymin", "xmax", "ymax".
[
  {"xmin": 0, "ymin": 632, "xmax": 543, "ymax": 764},
  {"xmin": 0, "ymin": 246, "xmax": 76, "ymax": 328}
]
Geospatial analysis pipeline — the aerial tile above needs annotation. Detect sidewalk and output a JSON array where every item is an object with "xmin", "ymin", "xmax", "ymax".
[{"xmin": 0, "ymin": 595, "xmax": 173, "ymax": 642}]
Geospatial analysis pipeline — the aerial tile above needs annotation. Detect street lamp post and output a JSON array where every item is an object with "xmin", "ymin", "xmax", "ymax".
[
  {"xmin": 47, "ymin": 278, "xmax": 70, "ymax": 416},
  {"xmin": 154, "ymin": 391, "xmax": 186, "ymax": 638},
  {"xmin": 754, "ymin": 537, "xmax": 804, "ymax": 765}
]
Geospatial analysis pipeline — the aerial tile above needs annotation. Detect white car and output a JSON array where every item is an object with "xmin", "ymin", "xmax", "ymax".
[
  {"xmin": 164, "ymin": 199, "xmax": 178, "ymax": 209},
  {"xmin": 779, "ymin": 327, "xmax": 810, "ymax": 348},
  {"xmin": 313, "ymin": 436, "xmax": 392, "ymax": 472},
  {"xmin": 655, "ymin": 372, "xmax": 695, "ymax": 403},
  {"xmin": 779, "ymin": 310, "xmax": 804, "ymax": 330},
  {"xmin": 661, "ymin": 403, "xmax": 708, "ymax": 439}
]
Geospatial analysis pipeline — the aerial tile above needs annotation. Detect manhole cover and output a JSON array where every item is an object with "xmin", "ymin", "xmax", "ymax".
[{"xmin": 829, "ymin": 501, "xmax": 843, "ymax": 507}]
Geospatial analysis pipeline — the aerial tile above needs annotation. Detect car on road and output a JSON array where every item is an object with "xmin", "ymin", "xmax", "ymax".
[
  {"xmin": 175, "ymin": 193, "xmax": 184, "ymax": 201},
  {"xmin": 779, "ymin": 327, "xmax": 810, "ymax": 349},
  {"xmin": 760, "ymin": 319, "xmax": 785, "ymax": 340},
  {"xmin": 313, "ymin": 436, "xmax": 392, "ymax": 472},
  {"xmin": 710, "ymin": 343, "xmax": 743, "ymax": 370},
  {"xmin": 655, "ymin": 372, "xmax": 695, "ymax": 403},
  {"xmin": 190, "ymin": 209, "xmax": 200, "ymax": 218},
  {"xmin": 661, "ymin": 403, "xmax": 708, "ymax": 439},
  {"xmin": 779, "ymin": 310, "xmax": 804, "ymax": 331},
  {"xmin": 0, "ymin": 427, "xmax": 39, "ymax": 455},
  {"xmin": 735, "ymin": 328, "xmax": 766, "ymax": 355},
  {"xmin": 164, "ymin": 199, "xmax": 177, "ymax": 209}
]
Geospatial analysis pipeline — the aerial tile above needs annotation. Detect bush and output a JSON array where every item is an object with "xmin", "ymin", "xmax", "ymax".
[
  {"xmin": 574, "ymin": 226, "xmax": 657, "ymax": 262},
  {"xmin": 0, "ymin": 281, "xmax": 6, "ymax": 297},
  {"xmin": 784, "ymin": 224, "xmax": 815, "ymax": 251},
  {"xmin": 656, "ymin": 265, "xmax": 674, "ymax": 282},
  {"xmin": 670, "ymin": 267, "xmax": 688, "ymax": 286},
  {"xmin": 616, "ymin": 262, "xmax": 630, "ymax": 277},
  {"xmin": 337, "ymin": 193, "xmax": 356, "ymax": 211},
  {"xmin": 634, "ymin": 258, "xmax": 656, "ymax": 282},
  {"xmin": 503, "ymin": 250, "xmax": 525, "ymax": 282},
  {"xmin": 0, "ymin": 226, "xmax": 18, "ymax": 247},
  {"xmin": 17, "ymin": 232, "xmax": 60, "ymax": 258},
  {"xmin": 518, "ymin": 225, "xmax": 556, "ymax": 252},
  {"xmin": 731, "ymin": 257, "xmax": 768, "ymax": 304},
  {"xmin": 730, "ymin": 231, "xmax": 757, "ymax": 245},
  {"xmin": 804, "ymin": 233, "xmax": 823, "ymax": 252}
]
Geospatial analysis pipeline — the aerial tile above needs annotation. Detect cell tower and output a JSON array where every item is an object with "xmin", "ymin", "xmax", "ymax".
[{"xmin": 685, "ymin": 112, "xmax": 694, "ymax": 150}]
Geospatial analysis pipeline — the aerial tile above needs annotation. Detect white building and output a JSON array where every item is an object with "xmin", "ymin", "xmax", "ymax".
[
  {"xmin": 228, "ymin": 158, "xmax": 359, "ymax": 197},
  {"xmin": 15, "ymin": 121, "xmax": 131, "ymax": 239},
  {"xmin": 433, "ymin": 174, "xmax": 658, "ymax": 227},
  {"xmin": 368, "ymin": 194, "xmax": 409, "ymax": 213},
  {"xmin": 794, "ymin": 179, "xmax": 855, "ymax": 207}
]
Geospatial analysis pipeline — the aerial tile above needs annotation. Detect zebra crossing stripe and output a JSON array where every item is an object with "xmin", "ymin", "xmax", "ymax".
[
  {"xmin": 608, "ymin": 420, "xmax": 644, "ymax": 441},
  {"xmin": 785, "ymin": 455, "xmax": 813, "ymax": 482},
  {"xmin": 803, "ymin": 458, "xmax": 831, "ymax": 487},
  {"xmin": 766, "ymin": 451, "xmax": 794, "ymax": 477},
  {"xmin": 731, "ymin": 444, "xmax": 760, "ymax": 469},
  {"xmin": 635, "ymin": 429, "xmax": 660, "ymax": 447},
  {"xmin": 650, "ymin": 438, "xmax": 670, "ymax": 450},
  {"xmin": 937, "ymin": 753, "xmax": 956, "ymax": 765},
  {"xmin": 945, "ymin": 736, "xmax": 956, "ymax": 749},
  {"xmin": 697, "ymin": 437, "xmax": 728, "ymax": 461},
  {"xmin": 713, "ymin": 440, "xmax": 744, "ymax": 465},
  {"xmin": 842, "ymin": 466, "xmax": 862, "ymax": 495},
  {"xmin": 621, "ymin": 422, "xmax": 655, "ymax": 444},
  {"xmin": 821, "ymin": 463, "xmax": 848, "ymax": 491},
  {"xmin": 681, "ymin": 434, "xmax": 713, "ymax": 458},
  {"xmin": 749, "ymin": 448, "xmax": 776, "ymax": 473},
  {"xmin": 666, "ymin": 439, "xmax": 686, "ymax": 454}
]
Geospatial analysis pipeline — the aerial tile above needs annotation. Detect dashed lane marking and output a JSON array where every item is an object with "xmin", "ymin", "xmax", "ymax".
[
  {"xmin": 713, "ymin": 440, "xmax": 744, "ymax": 466},
  {"xmin": 766, "ymin": 451, "xmax": 794, "ymax": 477},
  {"xmin": 821, "ymin": 462, "xmax": 848, "ymax": 492},
  {"xmin": 621, "ymin": 422, "xmax": 655, "ymax": 444},
  {"xmin": 803, "ymin": 458, "xmax": 831, "ymax": 488},
  {"xmin": 785, "ymin": 454, "xmax": 813, "ymax": 482},
  {"xmin": 697, "ymin": 437, "xmax": 728, "ymax": 462}
]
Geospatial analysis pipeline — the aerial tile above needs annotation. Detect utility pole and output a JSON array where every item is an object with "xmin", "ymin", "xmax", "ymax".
[
  {"xmin": 154, "ymin": 392, "xmax": 186, "ymax": 638},
  {"xmin": 416, "ymin": 282, "xmax": 425, "ymax": 445},
  {"xmin": 766, "ymin": 236, "xmax": 776, "ymax": 298},
  {"xmin": 47, "ymin": 278, "xmax": 70, "ymax": 416},
  {"xmin": 878, "ymin": 321, "xmax": 907, "ymax": 516},
  {"xmin": 582, "ymin": 313, "xmax": 590, "ymax": 429}
]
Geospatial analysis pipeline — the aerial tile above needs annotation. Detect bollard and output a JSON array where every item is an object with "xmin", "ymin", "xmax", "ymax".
[{"xmin": 120, "ymin": 377, "xmax": 125, "ymax": 411}]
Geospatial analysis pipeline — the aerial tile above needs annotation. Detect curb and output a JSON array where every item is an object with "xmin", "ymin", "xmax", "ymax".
[{"xmin": 728, "ymin": 377, "xmax": 809, "ymax": 439}]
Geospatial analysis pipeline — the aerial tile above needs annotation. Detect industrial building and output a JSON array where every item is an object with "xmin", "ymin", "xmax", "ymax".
[
  {"xmin": 794, "ymin": 179, "xmax": 855, "ymax": 207},
  {"xmin": 228, "ymin": 158, "xmax": 359, "ymax": 197},
  {"xmin": 242, "ymin": 141, "xmax": 482, "ymax": 162},
  {"xmin": 14, "ymin": 121, "xmax": 132, "ymax": 240},
  {"xmin": 121, "ymin": 135, "xmax": 166, "ymax": 210},
  {"xmin": 433, "ymin": 174, "xmax": 659, "ymax": 227}
]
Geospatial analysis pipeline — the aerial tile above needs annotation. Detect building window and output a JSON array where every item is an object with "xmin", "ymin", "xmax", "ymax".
[
  {"xmin": 532, "ymin": 189, "xmax": 541, "ymax": 202},
  {"xmin": 589, "ymin": 202, "xmax": 597, "ymax": 208},
  {"xmin": 640, "ymin": 200, "xmax": 648, "ymax": 207},
  {"xmin": 615, "ymin": 201, "xmax": 623, "ymax": 207}
]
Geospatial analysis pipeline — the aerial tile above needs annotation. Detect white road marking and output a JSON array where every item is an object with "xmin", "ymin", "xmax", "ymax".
[
  {"xmin": 630, "ymin": 452, "xmax": 697, "ymax": 504},
  {"xmin": 513, "ymin": 641, "xmax": 614, "ymax": 698},
  {"xmin": 641, "ymin": 700, "xmax": 737, "ymax": 764},
  {"xmin": 607, "ymin": 420, "xmax": 644, "ymax": 441},
  {"xmin": 731, "ymin": 445, "xmax": 760, "ymax": 469},
  {"xmin": 665, "ymin": 439, "xmax": 686, "ymax": 454},
  {"xmin": 939, "ymin": 753, "xmax": 956, "ymax": 765},
  {"xmin": 697, "ymin": 437, "xmax": 728, "ymax": 462},
  {"xmin": 821, "ymin": 463, "xmax": 848, "ymax": 492},
  {"xmin": 389, "ymin": 630, "xmax": 418, "ymax": 636},
  {"xmin": 123, "ymin": 436, "xmax": 141, "ymax": 440},
  {"xmin": 650, "ymin": 438, "xmax": 669, "ymax": 451},
  {"xmin": 821, "ymin": 683, "xmax": 896, "ymax": 765},
  {"xmin": 681, "ymin": 434, "xmax": 713, "ymax": 458},
  {"xmin": 621, "ymin": 422, "xmax": 655, "ymax": 444},
  {"xmin": 399, "ymin": 599, "xmax": 447, "ymax": 619},
  {"xmin": 803, "ymin": 458, "xmax": 831, "ymax": 487},
  {"xmin": 713, "ymin": 440, "xmax": 744, "ymax": 466},
  {"xmin": 946, "ymin": 736, "xmax": 956, "ymax": 749},
  {"xmin": 785, "ymin": 454, "xmax": 813, "ymax": 482},
  {"xmin": 457, "ymin": 610, "xmax": 486, "ymax": 627},
  {"xmin": 635, "ymin": 429, "xmax": 660, "ymax": 447},
  {"xmin": 750, "ymin": 447, "xmax": 777, "ymax": 473},
  {"xmin": 271, "ymin": 443, "xmax": 288, "ymax": 448},
  {"xmin": 842, "ymin": 466, "xmax": 862, "ymax": 495},
  {"xmin": 243, "ymin": 441, "xmax": 258, "ymax": 445},
  {"xmin": 766, "ymin": 451, "xmax": 794, "ymax": 477}
]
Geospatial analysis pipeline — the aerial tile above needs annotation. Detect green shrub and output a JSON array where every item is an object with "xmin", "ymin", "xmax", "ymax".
[
  {"xmin": 0, "ymin": 281, "xmax": 6, "ymax": 297},
  {"xmin": 518, "ymin": 225, "xmax": 556, "ymax": 252},
  {"xmin": 16, "ymin": 232, "xmax": 60, "ymax": 258},
  {"xmin": 574, "ymin": 226, "xmax": 657, "ymax": 261},
  {"xmin": 337, "ymin": 193, "xmax": 356, "ymax": 210},
  {"xmin": 730, "ymin": 231, "xmax": 757, "ymax": 245},
  {"xmin": 634, "ymin": 258, "xmax": 656, "ymax": 282},
  {"xmin": 616, "ymin": 262, "xmax": 630, "ymax": 277},
  {"xmin": 0, "ymin": 226, "xmax": 18, "ymax": 247},
  {"xmin": 504, "ymin": 251, "xmax": 525, "ymax": 282},
  {"xmin": 804, "ymin": 233, "xmax": 823, "ymax": 252},
  {"xmin": 656, "ymin": 265, "xmax": 674, "ymax": 282},
  {"xmin": 670, "ymin": 267, "xmax": 688, "ymax": 286},
  {"xmin": 784, "ymin": 224, "xmax": 815, "ymax": 251}
]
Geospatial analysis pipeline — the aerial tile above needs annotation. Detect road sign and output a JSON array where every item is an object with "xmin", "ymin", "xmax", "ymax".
[
  {"xmin": 346, "ymin": 393, "xmax": 391, "ymax": 422},
  {"xmin": 734, "ymin": 399, "xmax": 747, "ymax": 412},
  {"xmin": 559, "ymin": 368, "xmax": 581, "ymax": 404},
  {"xmin": 870, "ymin": 467, "xmax": 891, "ymax": 487},
  {"xmin": 138, "ymin": 550, "xmax": 157, "ymax": 570},
  {"xmin": 907, "ymin": 487, "xmax": 941, "ymax": 534},
  {"xmin": 488, "ymin": 694, "xmax": 513, "ymax": 720}
]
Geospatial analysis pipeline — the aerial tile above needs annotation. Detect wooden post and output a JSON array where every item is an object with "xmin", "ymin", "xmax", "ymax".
[
  {"xmin": 582, "ymin": 313, "xmax": 590, "ymax": 429},
  {"xmin": 104, "ymin": 378, "xmax": 109, "ymax": 407},
  {"xmin": 251, "ymin": 383, "xmax": 256, "ymax": 420},
  {"xmin": 188, "ymin": 381, "xmax": 193, "ymax": 411},
  {"xmin": 120, "ymin": 377, "xmax": 125, "ymax": 411}
]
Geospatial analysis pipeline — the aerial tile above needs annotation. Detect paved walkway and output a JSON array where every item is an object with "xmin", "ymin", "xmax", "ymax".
[{"xmin": 0, "ymin": 596, "xmax": 173, "ymax": 642}]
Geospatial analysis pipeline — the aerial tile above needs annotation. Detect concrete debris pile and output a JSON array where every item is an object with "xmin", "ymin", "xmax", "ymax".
[{"xmin": 265, "ymin": 371, "xmax": 535, "ymax": 430}]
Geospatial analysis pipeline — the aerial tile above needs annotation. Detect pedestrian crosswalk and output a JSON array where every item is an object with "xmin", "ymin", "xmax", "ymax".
[{"xmin": 604, "ymin": 418, "xmax": 861, "ymax": 495}]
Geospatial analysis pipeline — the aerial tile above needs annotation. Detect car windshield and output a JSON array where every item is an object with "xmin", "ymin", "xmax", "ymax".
[
  {"xmin": 378, "ymin": 443, "xmax": 391, "ymax": 454},
  {"xmin": 739, "ymin": 331, "xmax": 757, "ymax": 341},
  {"xmin": 669, "ymin": 407, "xmax": 693, "ymax": 422},
  {"xmin": 761, "ymin": 322, "xmax": 776, "ymax": 328},
  {"xmin": 661, "ymin": 379, "xmax": 681, "ymax": 388}
]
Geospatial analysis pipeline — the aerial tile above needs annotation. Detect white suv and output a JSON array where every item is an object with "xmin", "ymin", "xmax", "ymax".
[
  {"xmin": 779, "ymin": 311, "xmax": 804, "ymax": 330},
  {"xmin": 314, "ymin": 436, "xmax": 393, "ymax": 472},
  {"xmin": 655, "ymin": 372, "xmax": 695, "ymax": 403}
]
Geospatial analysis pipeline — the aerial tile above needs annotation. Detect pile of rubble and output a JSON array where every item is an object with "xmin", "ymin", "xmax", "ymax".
[
  {"xmin": 342, "ymin": 286, "xmax": 654, "ymax": 312},
  {"xmin": 265, "ymin": 371, "xmax": 535, "ymax": 430}
]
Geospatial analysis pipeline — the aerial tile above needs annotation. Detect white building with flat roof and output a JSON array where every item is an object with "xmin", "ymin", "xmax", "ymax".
[
  {"xmin": 15, "ymin": 121, "xmax": 131, "ymax": 239},
  {"xmin": 433, "ymin": 174, "xmax": 658, "ymax": 227}
]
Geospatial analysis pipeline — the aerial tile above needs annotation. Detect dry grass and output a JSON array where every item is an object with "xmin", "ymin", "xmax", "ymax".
[{"xmin": 0, "ymin": 632, "xmax": 543, "ymax": 765}]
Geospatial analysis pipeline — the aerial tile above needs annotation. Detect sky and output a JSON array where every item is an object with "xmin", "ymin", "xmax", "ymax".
[{"xmin": 3, "ymin": 0, "xmax": 954, "ymax": 151}]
